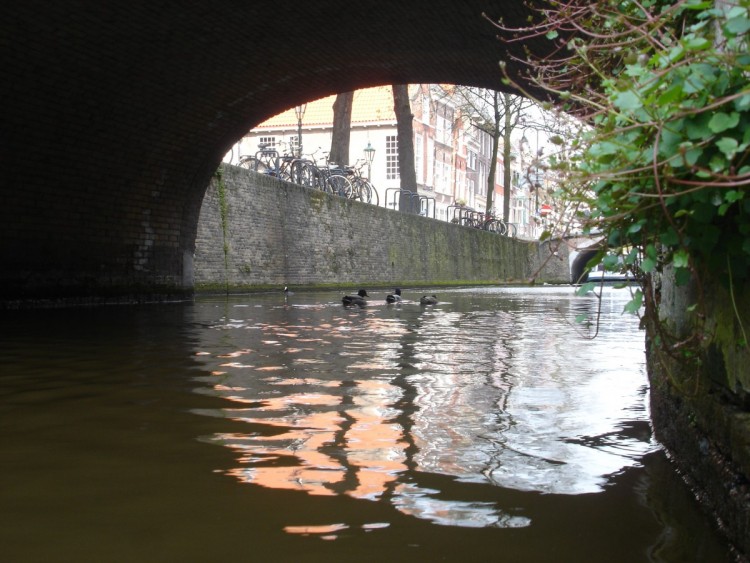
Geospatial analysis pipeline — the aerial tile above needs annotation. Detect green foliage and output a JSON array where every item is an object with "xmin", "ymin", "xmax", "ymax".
[
  {"xmin": 491, "ymin": 0, "xmax": 750, "ymax": 337},
  {"xmin": 577, "ymin": 1, "xmax": 750, "ymax": 292}
]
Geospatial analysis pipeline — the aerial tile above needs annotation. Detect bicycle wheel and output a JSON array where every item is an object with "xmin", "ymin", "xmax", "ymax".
[
  {"xmin": 238, "ymin": 155, "xmax": 256, "ymax": 169},
  {"xmin": 357, "ymin": 179, "xmax": 377, "ymax": 204},
  {"xmin": 349, "ymin": 178, "xmax": 367, "ymax": 202},
  {"xmin": 327, "ymin": 175, "xmax": 353, "ymax": 198},
  {"xmin": 289, "ymin": 160, "xmax": 306, "ymax": 185},
  {"xmin": 277, "ymin": 157, "xmax": 295, "ymax": 182},
  {"xmin": 296, "ymin": 162, "xmax": 320, "ymax": 188},
  {"xmin": 255, "ymin": 158, "xmax": 273, "ymax": 175},
  {"xmin": 367, "ymin": 182, "xmax": 379, "ymax": 206},
  {"xmin": 491, "ymin": 219, "xmax": 507, "ymax": 236}
]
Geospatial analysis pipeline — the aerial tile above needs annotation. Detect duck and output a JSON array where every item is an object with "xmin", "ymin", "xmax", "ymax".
[
  {"xmin": 420, "ymin": 294, "xmax": 438, "ymax": 305},
  {"xmin": 386, "ymin": 288, "xmax": 402, "ymax": 304},
  {"xmin": 283, "ymin": 286, "xmax": 294, "ymax": 296},
  {"xmin": 342, "ymin": 289, "xmax": 368, "ymax": 307}
]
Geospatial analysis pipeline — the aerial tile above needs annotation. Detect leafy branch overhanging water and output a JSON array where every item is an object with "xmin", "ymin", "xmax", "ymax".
[{"xmin": 486, "ymin": 0, "xmax": 750, "ymax": 360}]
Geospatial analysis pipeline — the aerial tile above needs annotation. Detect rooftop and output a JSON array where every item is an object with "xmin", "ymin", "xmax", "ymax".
[{"xmin": 255, "ymin": 86, "xmax": 398, "ymax": 130}]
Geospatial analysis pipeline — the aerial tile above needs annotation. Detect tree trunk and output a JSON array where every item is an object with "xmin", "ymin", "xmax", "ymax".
[
  {"xmin": 502, "ymin": 93, "xmax": 513, "ymax": 223},
  {"xmin": 485, "ymin": 91, "xmax": 501, "ymax": 218},
  {"xmin": 392, "ymin": 85, "xmax": 417, "ymax": 212},
  {"xmin": 330, "ymin": 91, "xmax": 353, "ymax": 165}
]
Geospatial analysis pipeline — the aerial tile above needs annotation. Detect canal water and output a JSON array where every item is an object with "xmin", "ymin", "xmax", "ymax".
[{"xmin": 0, "ymin": 286, "xmax": 735, "ymax": 562}]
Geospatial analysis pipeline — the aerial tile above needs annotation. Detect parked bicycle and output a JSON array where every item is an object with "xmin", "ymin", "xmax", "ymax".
[
  {"xmin": 455, "ymin": 209, "xmax": 514, "ymax": 236},
  {"xmin": 238, "ymin": 142, "xmax": 296, "ymax": 182},
  {"xmin": 234, "ymin": 144, "xmax": 383, "ymax": 207},
  {"xmin": 344, "ymin": 159, "xmax": 379, "ymax": 206}
]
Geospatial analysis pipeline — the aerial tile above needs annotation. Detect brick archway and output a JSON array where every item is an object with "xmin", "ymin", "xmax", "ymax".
[{"xmin": 1, "ymin": 2, "xmax": 545, "ymax": 305}]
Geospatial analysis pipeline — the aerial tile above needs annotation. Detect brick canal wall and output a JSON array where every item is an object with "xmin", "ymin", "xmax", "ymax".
[
  {"xmin": 647, "ymin": 270, "xmax": 750, "ymax": 557},
  {"xmin": 194, "ymin": 165, "xmax": 571, "ymax": 291}
]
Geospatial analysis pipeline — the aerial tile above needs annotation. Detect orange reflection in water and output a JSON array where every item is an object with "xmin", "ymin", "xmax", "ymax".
[{"xmin": 219, "ymin": 377, "xmax": 408, "ymax": 501}]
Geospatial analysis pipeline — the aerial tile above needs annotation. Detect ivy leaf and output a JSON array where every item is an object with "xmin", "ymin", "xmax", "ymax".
[
  {"xmin": 725, "ymin": 11, "xmax": 750, "ymax": 35},
  {"xmin": 576, "ymin": 282, "xmax": 597, "ymax": 296},
  {"xmin": 673, "ymin": 249, "xmax": 690, "ymax": 268},
  {"xmin": 675, "ymin": 267, "xmax": 693, "ymax": 286},
  {"xmin": 734, "ymin": 94, "xmax": 750, "ymax": 111},
  {"xmin": 623, "ymin": 290, "xmax": 643, "ymax": 314},
  {"xmin": 613, "ymin": 91, "xmax": 642, "ymax": 111},
  {"xmin": 726, "ymin": 190, "xmax": 744, "ymax": 203},
  {"xmin": 708, "ymin": 112, "xmax": 740, "ymax": 133},
  {"xmin": 657, "ymin": 84, "xmax": 684, "ymax": 106},
  {"xmin": 716, "ymin": 137, "xmax": 739, "ymax": 159},
  {"xmin": 546, "ymin": 30, "xmax": 559, "ymax": 39},
  {"xmin": 683, "ymin": 36, "xmax": 711, "ymax": 50},
  {"xmin": 575, "ymin": 313, "xmax": 588, "ymax": 323},
  {"xmin": 603, "ymin": 254, "xmax": 621, "ymax": 269},
  {"xmin": 659, "ymin": 227, "xmax": 682, "ymax": 246}
]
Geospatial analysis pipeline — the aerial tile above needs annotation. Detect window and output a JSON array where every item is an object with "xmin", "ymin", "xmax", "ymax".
[
  {"xmin": 422, "ymin": 96, "xmax": 430, "ymax": 124},
  {"xmin": 427, "ymin": 138, "xmax": 434, "ymax": 187},
  {"xmin": 415, "ymin": 134, "xmax": 424, "ymax": 184},
  {"xmin": 258, "ymin": 136, "xmax": 276, "ymax": 149},
  {"xmin": 436, "ymin": 113, "xmax": 452, "ymax": 145},
  {"xmin": 386, "ymin": 135, "xmax": 399, "ymax": 180},
  {"xmin": 441, "ymin": 160, "xmax": 450, "ymax": 193},
  {"xmin": 467, "ymin": 150, "xmax": 477, "ymax": 170},
  {"xmin": 477, "ymin": 162, "xmax": 487, "ymax": 196}
]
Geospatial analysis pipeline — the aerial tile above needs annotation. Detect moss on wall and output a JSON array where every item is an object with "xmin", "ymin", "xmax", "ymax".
[
  {"xmin": 647, "ymin": 271, "xmax": 750, "ymax": 557},
  {"xmin": 194, "ymin": 165, "xmax": 570, "ymax": 291}
]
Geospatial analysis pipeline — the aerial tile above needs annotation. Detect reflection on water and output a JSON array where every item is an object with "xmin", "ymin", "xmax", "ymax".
[
  {"xmin": 194, "ymin": 287, "xmax": 658, "ymax": 530},
  {"xmin": 0, "ymin": 287, "xmax": 736, "ymax": 562}
]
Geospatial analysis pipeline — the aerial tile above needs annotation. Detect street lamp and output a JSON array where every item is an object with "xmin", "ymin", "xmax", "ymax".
[
  {"xmin": 520, "ymin": 128, "xmax": 542, "ymax": 216},
  {"xmin": 294, "ymin": 104, "xmax": 307, "ymax": 157},
  {"xmin": 364, "ymin": 141, "xmax": 376, "ymax": 181}
]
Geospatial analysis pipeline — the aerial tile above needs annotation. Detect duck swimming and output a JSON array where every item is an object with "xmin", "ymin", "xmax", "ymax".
[
  {"xmin": 342, "ymin": 289, "xmax": 369, "ymax": 307},
  {"xmin": 386, "ymin": 288, "xmax": 402, "ymax": 304},
  {"xmin": 420, "ymin": 294, "xmax": 438, "ymax": 305}
]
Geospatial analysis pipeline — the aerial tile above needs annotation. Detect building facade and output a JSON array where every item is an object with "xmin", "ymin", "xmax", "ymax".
[{"xmin": 226, "ymin": 85, "xmax": 546, "ymax": 238}]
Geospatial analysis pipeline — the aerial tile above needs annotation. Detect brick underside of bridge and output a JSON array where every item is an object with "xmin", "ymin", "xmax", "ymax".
[{"xmin": 0, "ymin": 1, "xmax": 538, "ymax": 305}]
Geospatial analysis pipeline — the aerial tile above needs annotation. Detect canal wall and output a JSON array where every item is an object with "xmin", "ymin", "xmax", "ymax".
[
  {"xmin": 647, "ymin": 270, "xmax": 750, "ymax": 557},
  {"xmin": 194, "ymin": 164, "xmax": 570, "ymax": 291}
]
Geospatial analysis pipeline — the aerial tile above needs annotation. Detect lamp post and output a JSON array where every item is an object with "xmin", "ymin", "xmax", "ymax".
[
  {"xmin": 520, "ymin": 127, "xmax": 542, "ymax": 216},
  {"xmin": 364, "ymin": 141, "xmax": 376, "ymax": 181},
  {"xmin": 294, "ymin": 104, "xmax": 307, "ymax": 158}
]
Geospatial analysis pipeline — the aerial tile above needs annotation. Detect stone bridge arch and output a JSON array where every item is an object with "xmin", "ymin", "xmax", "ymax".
[{"xmin": 1, "ymin": 1, "xmax": 549, "ymax": 305}]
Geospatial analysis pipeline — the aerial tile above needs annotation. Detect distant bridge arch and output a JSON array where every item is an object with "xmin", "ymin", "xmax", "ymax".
[
  {"xmin": 567, "ymin": 237, "xmax": 606, "ymax": 285},
  {"xmin": 1, "ymin": 2, "xmax": 553, "ymax": 305}
]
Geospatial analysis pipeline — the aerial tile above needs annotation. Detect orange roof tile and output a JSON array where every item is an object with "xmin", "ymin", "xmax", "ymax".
[{"xmin": 256, "ymin": 86, "xmax": 397, "ymax": 129}]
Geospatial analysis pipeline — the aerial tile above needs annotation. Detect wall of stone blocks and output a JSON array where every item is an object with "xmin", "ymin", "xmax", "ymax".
[{"xmin": 195, "ymin": 165, "xmax": 571, "ymax": 291}]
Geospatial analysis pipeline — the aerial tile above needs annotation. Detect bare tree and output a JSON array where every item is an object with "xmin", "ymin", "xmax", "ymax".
[
  {"xmin": 439, "ymin": 86, "xmax": 531, "ymax": 222},
  {"xmin": 330, "ymin": 91, "xmax": 353, "ymax": 165}
]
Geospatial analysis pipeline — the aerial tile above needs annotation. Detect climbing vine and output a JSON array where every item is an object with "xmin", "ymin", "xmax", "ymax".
[{"xmin": 488, "ymin": 0, "xmax": 750, "ymax": 353}]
